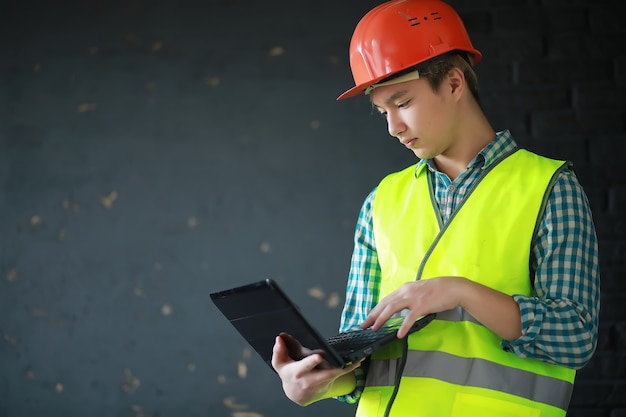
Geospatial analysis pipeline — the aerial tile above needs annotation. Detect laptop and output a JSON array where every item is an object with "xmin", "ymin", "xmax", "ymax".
[{"xmin": 210, "ymin": 278, "xmax": 435, "ymax": 369}]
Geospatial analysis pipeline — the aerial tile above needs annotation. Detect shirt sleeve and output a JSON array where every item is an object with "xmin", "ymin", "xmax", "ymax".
[
  {"xmin": 502, "ymin": 169, "xmax": 601, "ymax": 369},
  {"xmin": 335, "ymin": 188, "xmax": 381, "ymax": 404}
]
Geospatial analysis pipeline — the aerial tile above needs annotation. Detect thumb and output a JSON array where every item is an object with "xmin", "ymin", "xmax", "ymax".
[{"xmin": 271, "ymin": 336, "xmax": 293, "ymax": 370}]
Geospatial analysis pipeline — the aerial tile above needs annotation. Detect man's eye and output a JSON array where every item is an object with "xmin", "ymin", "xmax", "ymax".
[{"xmin": 398, "ymin": 100, "xmax": 411, "ymax": 109}]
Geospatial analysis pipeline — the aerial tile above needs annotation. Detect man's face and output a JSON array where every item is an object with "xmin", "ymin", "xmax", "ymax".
[{"xmin": 370, "ymin": 77, "xmax": 457, "ymax": 160}]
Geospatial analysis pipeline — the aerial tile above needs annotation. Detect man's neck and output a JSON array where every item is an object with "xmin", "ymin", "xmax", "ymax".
[{"xmin": 433, "ymin": 109, "xmax": 495, "ymax": 181}]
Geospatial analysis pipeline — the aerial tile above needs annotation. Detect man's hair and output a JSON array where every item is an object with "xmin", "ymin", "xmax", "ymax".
[{"xmin": 422, "ymin": 52, "xmax": 480, "ymax": 103}]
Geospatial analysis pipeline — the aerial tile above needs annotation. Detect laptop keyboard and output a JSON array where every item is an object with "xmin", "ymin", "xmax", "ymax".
[{"xmin": 326, "ymin": 318, "xmax": 403, "ymax": 352}]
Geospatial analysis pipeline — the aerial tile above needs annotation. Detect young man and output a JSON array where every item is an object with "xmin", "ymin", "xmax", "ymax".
[{"xmin": 271, "ymin": 0, "xmax": 600, "ymax": 416}]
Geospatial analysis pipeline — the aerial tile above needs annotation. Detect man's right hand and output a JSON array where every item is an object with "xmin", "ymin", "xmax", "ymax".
[{"xmin": 271, "ymin": 334, "xmax": 362, "ymax": 406}]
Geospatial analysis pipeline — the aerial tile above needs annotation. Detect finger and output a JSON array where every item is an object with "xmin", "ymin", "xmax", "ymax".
[
  {"xmin": 361, "ymin": 303, "xmax": 384, "ymax": 329},
  {"xmin": 307, "ymin": 348, "xmax": 327, "ymax": 357},
  {"xmin": 298, "ymin": 352, "xmax": 326, "ymax": 373},
  {"xmin": 279, "ymin": 332, "xmax": 301, "ymax": 348},
  {"xmin": 277, "ymin": 338, "xmax": 327, "ymax": 373},
  {"xmin": 313, "ymin": 359, "xmax": 335, "ymax": 370},
  {"xmin": 271, "ymin": 336, "xmax": 293, "ymax": 370},
  {"xmin": 279, "ymin": 332, "xmax": 305, "ymax": 360},
  {"xmin": 370, "ymin": 303, "xmax": 399, "ymax": 331},
  {"xmin": 397, "ymin": 310, "xmax": 424, "ymax": 339},
  {"xmin": 397, "ymin": 315, "xmax": 416, "ymax": 339},
  {"xmin": 361, "ymin": 315, "xmax": 374, "ymax": 330}
]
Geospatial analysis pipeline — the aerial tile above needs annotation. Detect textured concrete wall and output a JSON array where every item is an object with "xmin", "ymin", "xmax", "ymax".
[{"xmin": 1, "ymin": 0, "xmax": 624, "ymax": 416}]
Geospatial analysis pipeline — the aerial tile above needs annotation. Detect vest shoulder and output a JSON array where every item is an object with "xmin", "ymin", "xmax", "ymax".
[
  {"xmin": 514, "ymin": 148, "xmax": 566, "ymax": 164},
  {"xmin": 509, "ymin": 149, "xmax": 570, "ymax": 173}
]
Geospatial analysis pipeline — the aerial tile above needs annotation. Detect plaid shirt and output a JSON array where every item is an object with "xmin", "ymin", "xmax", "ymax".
[{"xmin": 337, "ymin": 130, "xmax": 600, "ymax": 403}]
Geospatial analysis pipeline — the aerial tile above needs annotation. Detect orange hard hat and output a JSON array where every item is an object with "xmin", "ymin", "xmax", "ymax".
[{"xmin": 337, "ymin": 0, "xmax": 482, "ymax": 100}]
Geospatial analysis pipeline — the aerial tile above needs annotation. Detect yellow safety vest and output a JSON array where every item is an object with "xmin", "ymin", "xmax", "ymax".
[{"xmin": 357, "ymin": 149, "xmax": 575, "ymax": 417}]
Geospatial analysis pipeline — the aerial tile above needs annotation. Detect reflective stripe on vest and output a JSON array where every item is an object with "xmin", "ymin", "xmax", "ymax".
[
  {"xmin": 367, "ymin": 350, "xmax": 573, "ymax": 410},
  {"xmin": 357, "ymin": 149, "xmax": 575, "ymax": 417}
]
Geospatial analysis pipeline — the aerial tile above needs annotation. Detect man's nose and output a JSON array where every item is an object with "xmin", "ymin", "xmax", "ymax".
[{"xmin": 387, "ymin": 113, "xmax": 406, "ymax": 138}]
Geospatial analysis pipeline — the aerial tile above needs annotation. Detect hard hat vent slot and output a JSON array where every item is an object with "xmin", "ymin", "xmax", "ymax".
[{"xmin": 408, "ymin": 12, "xmax": 442, "ymax": 27}]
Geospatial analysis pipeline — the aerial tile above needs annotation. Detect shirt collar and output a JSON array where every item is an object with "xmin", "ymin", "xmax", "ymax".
[{"xmin": 414, "ymin": 130, "xmax": 518, "ymax": 178}]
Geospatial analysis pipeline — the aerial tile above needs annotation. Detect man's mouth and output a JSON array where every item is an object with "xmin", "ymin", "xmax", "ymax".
[{"xmin": 404, "ymin": 138, "xmax": 418, "ymax": 148}]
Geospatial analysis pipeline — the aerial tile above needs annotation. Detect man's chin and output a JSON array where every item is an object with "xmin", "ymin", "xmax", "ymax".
[{"xmin": 412, "ymin": 149, "xmax": 432, "ymax": 160}]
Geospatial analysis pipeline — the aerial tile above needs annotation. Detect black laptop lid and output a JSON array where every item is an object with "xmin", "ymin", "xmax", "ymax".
[{"xmin": 210, "ymin": 279, "xmax": 346, "ymax": 368}]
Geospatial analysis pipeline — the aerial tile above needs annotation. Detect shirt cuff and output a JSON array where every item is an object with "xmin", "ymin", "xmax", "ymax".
[
  {"xmin": 334, "ymin": 365, "xmax": 366, "ymax": 404},
  {"xmin": 501, "ymin": 294, "xmax": 542, "ymax": 354}
]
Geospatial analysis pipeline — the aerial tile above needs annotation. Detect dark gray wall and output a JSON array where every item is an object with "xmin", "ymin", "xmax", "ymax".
[{"xmin": 1, "ymin": 0, "xmax": 624, "ymax": 416}]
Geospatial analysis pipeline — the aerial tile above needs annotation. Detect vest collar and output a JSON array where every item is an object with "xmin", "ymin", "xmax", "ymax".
[{"xmin": 413, "ymin": 130, "xmax": 518, "ymax": 178}]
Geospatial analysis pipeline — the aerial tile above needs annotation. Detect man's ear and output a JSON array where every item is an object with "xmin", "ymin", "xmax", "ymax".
[{"xmin": 447, "ymin": 67, "xmax": 465, "ymax": 99}]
